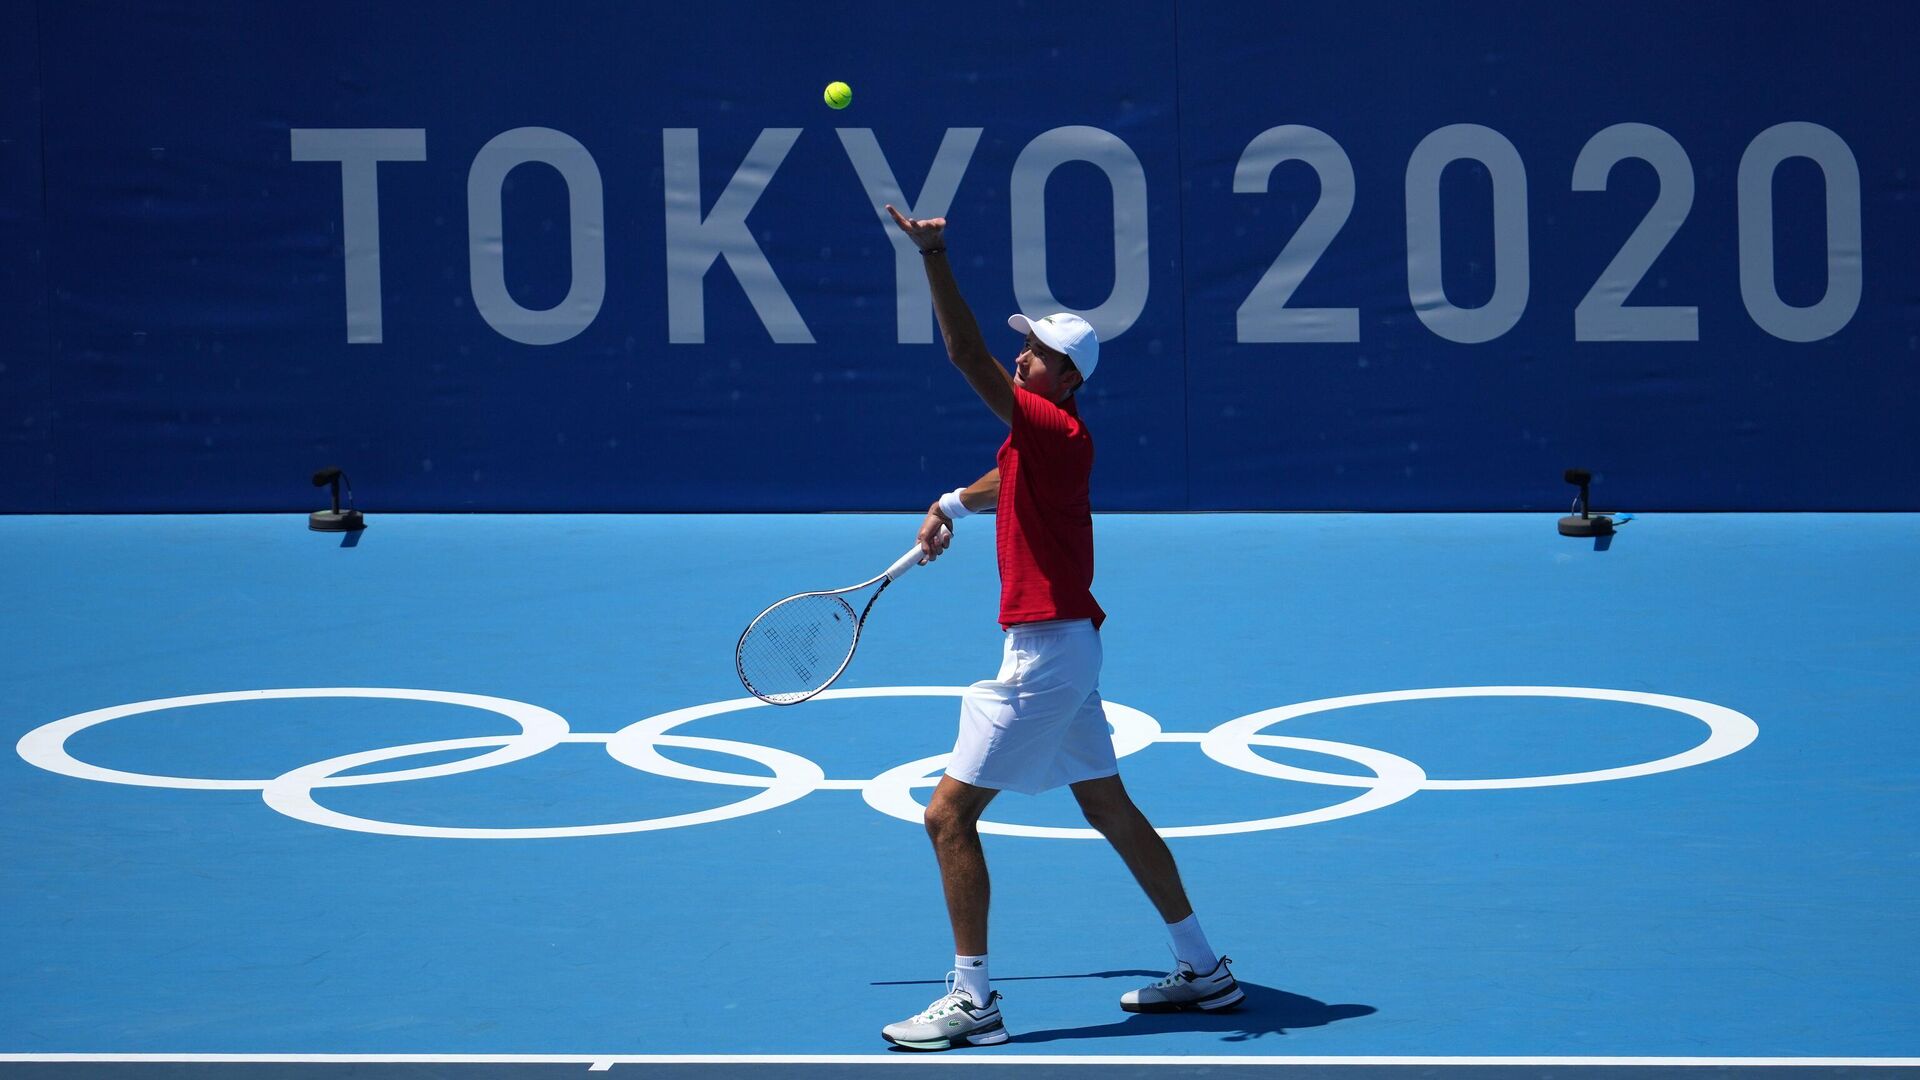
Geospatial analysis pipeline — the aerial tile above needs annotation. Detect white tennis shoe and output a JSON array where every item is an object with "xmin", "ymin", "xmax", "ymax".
[
  {"xmin": 1120, "ymin": 956, "xmax": 1244, "ymax": 1012},
  {"xmin": 880, "ymin": 975, "xmax": 1009, "ymax": 1051}
]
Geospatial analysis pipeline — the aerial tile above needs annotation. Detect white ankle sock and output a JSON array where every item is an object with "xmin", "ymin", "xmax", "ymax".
[
  {"xmin": 953, "ymin": 954, "xmax": 990, "ymax": 1002},
  {"xmin": 1166, "ymin": 913, "xmax": 1218, "ymax": 972}
]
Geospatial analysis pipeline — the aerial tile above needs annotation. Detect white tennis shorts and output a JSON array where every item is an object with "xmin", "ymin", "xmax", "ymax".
[{"xmin": 945, "ymin": 618, "xmax": 1118, "ymax": 795}]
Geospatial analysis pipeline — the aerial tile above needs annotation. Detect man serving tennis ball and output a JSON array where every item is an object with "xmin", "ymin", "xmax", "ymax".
[{"xmin": 878, "ymin": 204, "xmax": 1243, "ymax": 1051}]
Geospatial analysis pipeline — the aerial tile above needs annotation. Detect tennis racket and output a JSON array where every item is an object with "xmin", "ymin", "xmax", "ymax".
[{"xmin": 735, "ymin": 527, "xmax": 950, "ymax": 705}]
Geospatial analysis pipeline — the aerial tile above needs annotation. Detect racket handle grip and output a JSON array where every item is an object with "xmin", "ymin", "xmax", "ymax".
[{"xmin": 885, "ymin": 525, "xmax": 951, "ymax": 583}]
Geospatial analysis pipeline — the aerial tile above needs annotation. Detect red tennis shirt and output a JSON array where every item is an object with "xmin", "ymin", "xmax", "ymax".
[{"xmin": 995, "ymin": 387, "xmax": 1106, "ymax": 630}]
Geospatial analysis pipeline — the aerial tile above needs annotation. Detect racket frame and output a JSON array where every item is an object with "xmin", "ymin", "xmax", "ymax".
[{"xmin": 734, "ymin": 532, "xmax": 943, "ymax": 706}]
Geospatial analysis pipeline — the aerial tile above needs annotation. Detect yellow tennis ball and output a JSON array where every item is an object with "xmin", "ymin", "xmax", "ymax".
[{"xmin": 824, "ymin": 81, "xmax": 852, "ymax": 110}]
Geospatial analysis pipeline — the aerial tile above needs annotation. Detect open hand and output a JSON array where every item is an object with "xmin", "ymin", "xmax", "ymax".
[{"xmin": 886, "ymin": 204, "xmax": 946, "ymax": 251}]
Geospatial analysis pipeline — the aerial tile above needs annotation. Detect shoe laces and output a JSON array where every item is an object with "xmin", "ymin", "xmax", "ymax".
[
  {"xmin": 1153, "ymin": 944, "xmax": 1198, "ymax": 988},
  {"xmin": 1152, "ymin": 965, "xmax": 1195, "ymax": 990},
  {"xmin": 914, "ymin": 972, "xmax": 974, "ymax": 1023},
  {"xmin": 1152, "ymin": 953, "xmax": 1233, "ymax": 989}
]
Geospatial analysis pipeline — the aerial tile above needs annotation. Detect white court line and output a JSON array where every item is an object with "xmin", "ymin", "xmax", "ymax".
[{"xmin": 4, "ymin": 1054, "xmax": 1920, "ymax": 1067}]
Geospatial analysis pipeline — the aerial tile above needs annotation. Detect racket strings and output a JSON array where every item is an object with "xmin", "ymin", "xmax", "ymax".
[{"xmin": 737, "ymin": 593, "xmax": 860, "ymax": 704}]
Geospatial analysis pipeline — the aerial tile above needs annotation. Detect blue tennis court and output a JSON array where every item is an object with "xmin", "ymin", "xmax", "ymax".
[
  {"xmin": 4, "ymin": 512, "xmax": 1916, "ymax": 1074},
  {"xmin": 8, "ymin": 0, "xmax": 1920, "ymax": 1074}
]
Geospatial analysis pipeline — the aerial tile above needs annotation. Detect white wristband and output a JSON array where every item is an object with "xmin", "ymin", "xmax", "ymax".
[{"xmin": 938, "ymin": 487, "xmax": 973, "ymax": 520}]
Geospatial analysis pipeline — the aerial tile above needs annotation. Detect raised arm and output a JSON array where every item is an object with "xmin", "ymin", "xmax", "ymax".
[
  {"xmin": 917, "ymin": 468, "xmax": 1000, "ymax": 564},
  {"xmin": 887, "ymin": 205, "xmax": 1015, "ymax": 426}
]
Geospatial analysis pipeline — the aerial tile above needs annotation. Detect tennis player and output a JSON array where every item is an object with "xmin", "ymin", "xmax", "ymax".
[{"xmin": 878, "ymin": 205, "xmax": 1242, "ymax": 1051}]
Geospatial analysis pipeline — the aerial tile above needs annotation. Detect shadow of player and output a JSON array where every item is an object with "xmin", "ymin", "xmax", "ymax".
[
  {"xmin": 1010, "ymin": 979, "xmax": 1375, "ymax": 1044},
  {"xmin": 871, "ymin": 968, "xmax": 1166, "ymax": 988}
]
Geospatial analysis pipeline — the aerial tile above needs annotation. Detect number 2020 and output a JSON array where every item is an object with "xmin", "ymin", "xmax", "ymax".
[{"xmin": 1234, "ymin": 122, "xmax": 1862, "ymax": 345}]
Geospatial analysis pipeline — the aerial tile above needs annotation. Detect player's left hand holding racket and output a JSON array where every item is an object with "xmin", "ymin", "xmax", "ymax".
[{"xmin": 736, "ymin": 526, "xmax": 952, "ymax": 705}]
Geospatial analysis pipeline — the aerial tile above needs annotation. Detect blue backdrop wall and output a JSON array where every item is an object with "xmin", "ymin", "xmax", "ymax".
[{"xmin": 2, "ymin": 0, "xmax": 1913, "ymax": 511}]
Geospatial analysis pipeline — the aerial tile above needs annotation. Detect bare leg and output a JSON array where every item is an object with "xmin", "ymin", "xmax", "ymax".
[
  {"xmin": 1070, "ymin": 774, "xmax": 1193, "ymax": 923},
  {"xmin": 924, "ymin": 774, "xmax": 1001, "ymax": 955}
]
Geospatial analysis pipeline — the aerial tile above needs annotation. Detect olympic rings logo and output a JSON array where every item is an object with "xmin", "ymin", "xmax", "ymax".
[{"xmin": 14, "ymin": 685, "xmax": 1758, "ymax": 841}]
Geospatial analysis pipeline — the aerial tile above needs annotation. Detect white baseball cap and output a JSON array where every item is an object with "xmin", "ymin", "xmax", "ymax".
[{"xmin": 1008, "ymin": 312, "xmax": 1099, "ymax": 383}]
